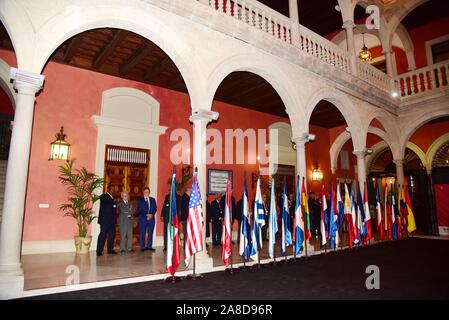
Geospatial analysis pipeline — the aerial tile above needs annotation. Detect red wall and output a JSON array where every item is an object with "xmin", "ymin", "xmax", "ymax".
[
  {"xmin": 409, "ymin": 120, "xmax": 449, "ymax": 153},
  {"xmin": 370, "ymin": 45, "xmax": 409, "ymax": 75},
  {"xmin": 0, "ymin": 87, "xmax": 14, "ymax": 114},
  {"xmin": 408, "ymin": 16, "xmax": 449, "ymax": 68}
]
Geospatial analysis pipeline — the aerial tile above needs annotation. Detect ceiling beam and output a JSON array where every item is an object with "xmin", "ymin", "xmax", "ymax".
[
  {"xmin": 63, "ymin": 36, "xmax": 84, "ymax": 63},
  {"xmin": 143, "ymin": 56, "xmax": 172, "ymax": 81},
  {"xmin": 119, "ymin": 42, "xmax": 153, "ymax": 76},
  {"xmin": 93, "ymin": 30, "xmax": 128, "ymax": 69}
]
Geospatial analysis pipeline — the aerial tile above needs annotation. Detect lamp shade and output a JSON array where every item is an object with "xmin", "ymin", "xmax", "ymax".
[{"xmin": 49, "ymin": 126, "xmax": 71, "ymax": 161}]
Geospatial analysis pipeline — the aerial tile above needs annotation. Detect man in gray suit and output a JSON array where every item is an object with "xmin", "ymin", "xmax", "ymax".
[{"xmin": 117, "ymin": 191, "xmax": 135, "ymax": 252}]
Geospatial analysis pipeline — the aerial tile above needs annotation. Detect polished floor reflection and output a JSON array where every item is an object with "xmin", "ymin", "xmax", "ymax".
[{"xmin": 22, "ymin": 232, "xmax": 373, "ymax": 291}]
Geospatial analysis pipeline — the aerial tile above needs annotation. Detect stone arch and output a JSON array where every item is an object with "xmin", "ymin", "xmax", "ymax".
[
  {"xmin": 0, "ymin": 1, "xmax": 35, "ymax": 71},
  {"xmin": 387, "ymin": 0, "xmax": 429, "ymax": 49},
  {"xmin": 400, "ymin": 110, "xmax": 449, "ymax": 156},
  {"xmin": 28, "ymin": 2, "xmax": 206, "ymax": 109},
  {"xmin": 0, "ymin": 58, "xmax": 16, "ymax": 108},
  {"xmin": 92, "ymin": 87, "xmax": 167, "ymax": 250},
  {"xmin": 426, "ymin": 132, "xmax": 449, "ymax": 168},
  {"xmin": 366, "ymin": 140, "xmax": 427, "ymax": 174},
  {"xmin": 406, "ymin": 141, "xmax": 428, "ymax": 170},
  {"xmin": 330, "ymin": 125, "xmax": 396, "ymax": 172},
  {"xmin": 206, "ymin": 54, "xmax": 303, "ymax": 131},
  {"xmin": 305, "ymin": 87, "xmax": 363, "ymax": 149}
]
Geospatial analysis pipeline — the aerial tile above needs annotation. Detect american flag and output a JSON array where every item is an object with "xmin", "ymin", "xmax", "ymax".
[{"xmin": 185, "ymin": 175, "xmax": 204, "ymax": 266}]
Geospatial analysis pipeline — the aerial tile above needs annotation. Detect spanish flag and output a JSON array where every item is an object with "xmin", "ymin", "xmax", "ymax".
[{"xmin": 405, "ymin": 186, "xmax": 417, "ymax": 233}]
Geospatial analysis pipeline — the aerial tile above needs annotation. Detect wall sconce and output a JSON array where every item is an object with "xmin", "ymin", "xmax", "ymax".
[
  {"xmin": 312, "ymin": 167, "xmax": 323, "ymax": 181},
  {"xmin": 49, "ymin": 126, "xmax": 71, "ymax": 161}
]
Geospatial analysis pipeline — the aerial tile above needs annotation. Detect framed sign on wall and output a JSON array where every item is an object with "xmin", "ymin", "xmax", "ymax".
[{"xmin": 208, "ymin": 169, "xmax": 233, "ymax": 195}]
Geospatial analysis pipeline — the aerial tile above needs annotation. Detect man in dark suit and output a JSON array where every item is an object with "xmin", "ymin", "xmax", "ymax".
[
  {"xmin": 138, "ymin": 187, "xmax": 157, "ymax": 252},
  {"xmin": 211, "ymin": 193, "xmax": 223, "ymax": 245},
  {"xmin": 161, "ymin": 187, "xmax": 181, "ymax": 251},
  {"xmin": 96, "ymin": 185, "xmax": 117, "ymax": 256},
  {"xmin": 236, "ymin": 197, "xmax": 243, "ymax": 244}
]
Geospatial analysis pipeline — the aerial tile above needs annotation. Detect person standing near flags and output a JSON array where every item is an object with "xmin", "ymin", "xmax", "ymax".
[{"xmin": 138, "ymin": 187, "xmax": 157, "ymax": 252}]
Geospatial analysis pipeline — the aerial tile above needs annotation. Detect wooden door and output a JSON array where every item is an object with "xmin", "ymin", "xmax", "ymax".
[{"xmin": 103, "ymin": 145, "xmax": 150, "ymax": 249}]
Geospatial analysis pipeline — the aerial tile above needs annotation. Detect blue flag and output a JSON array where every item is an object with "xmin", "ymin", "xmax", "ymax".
[
  {"xmin": 294, "ymin": 176, "xmax": 304, "ymax": 255},
  {"xmin": 329, "ymin": 181, "xmax": 339, "ymax": 249},
  {"xmin": 239, "ymin": 175, "xmax": 253, "ymax": 260},
  {"xmin": 268, "ymin": 178, "xmax": 278, "ymax": 259},
  {"xmin": 281, "ymin": 180, "xmax": 292, "ymax": 256}
]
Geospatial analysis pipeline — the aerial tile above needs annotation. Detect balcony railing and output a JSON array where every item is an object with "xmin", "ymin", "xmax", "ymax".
[
  {"xmin": 394, "ymin": 60, "xmax": 449, "ymax": 100},
  {"xmin": 199, "ymin": 0, "xmax": 390, "ymax": 92}
]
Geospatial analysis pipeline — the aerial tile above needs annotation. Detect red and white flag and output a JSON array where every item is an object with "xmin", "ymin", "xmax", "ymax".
[
  {"xmin": 221, "ymin": 178, "xmax": 232, "ymax": 267},
  {"xmin": 185, "ymin": 175, "xmax": 204, "ymax": 266}
]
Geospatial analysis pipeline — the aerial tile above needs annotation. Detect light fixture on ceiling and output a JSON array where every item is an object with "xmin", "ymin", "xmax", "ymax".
[{"xmin": 358, "ymin": 33, "xmax": 372, "ymax": 62}]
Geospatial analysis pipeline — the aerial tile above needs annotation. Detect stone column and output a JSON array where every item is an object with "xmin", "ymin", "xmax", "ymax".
[
  {"xmin": 383, "ymin": 49, "xmax": 395, "ymax": 77},
  {"xmin": 342, "ymin": 20, "xmax": 357, "ymax": 76},
  {"xmin": 288, "ymin": 0, "xmax": 299, "ymax": 23},
  {"xmin": 292, "ymin": 135, "xmax": 308, "ymax": 186},
  {"xmin": 353, "ymin": 150, "xmax": 367, "ymax": 187},
  {"xmin": 0, "ymin": 68, "xmax": 44, "ymax": 299},
  {"xmin": 289, "ymin": 0, "xmax": 300, "ymax": 47},
  {"xmin": 394, "ymin": 158, "xmax": 405, "ymax": 186},
  {"xmin": 189, "ymin": 110, "xmax": 218, "ymax": 271}
]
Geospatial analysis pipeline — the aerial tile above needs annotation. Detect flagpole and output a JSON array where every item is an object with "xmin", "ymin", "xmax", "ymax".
[
  {"xmin": 186, "ymin": 167, "xmax": 204, "ymax": 280},
  {"xmin": 165, "ymin": 166, "xmax": 182, "ymax": 283}
]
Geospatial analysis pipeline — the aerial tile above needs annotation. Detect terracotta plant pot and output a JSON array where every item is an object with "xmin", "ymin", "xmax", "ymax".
[{"xmin": 74, "ymin": 236, "xmax": 92, "ymax": 254}]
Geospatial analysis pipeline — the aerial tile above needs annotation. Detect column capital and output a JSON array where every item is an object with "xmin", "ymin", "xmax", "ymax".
[
  {"xmin": 292, "ymin": 132, "xmax": 315, "ymax": 147},
  {"xmin": 342, "ymin": 20, "xmax": 356, "ymax": 30},
  {"xmin": 353, "ymin": 149, "xmax": 367, "ymax": 158},
  {"xmin": 393, "ymin": 158, "xmax": 404, "ymax": 166},
  {"xmin": 189, "ymin": 109, "xmax": 219, "ymax": 124},
  {"xmin": 10, "ymin": 68, "xmax": 44, "ymax": 94}
]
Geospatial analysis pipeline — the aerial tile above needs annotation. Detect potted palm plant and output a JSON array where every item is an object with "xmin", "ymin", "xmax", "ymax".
[{"xmin": 58, "ymin": 159, "xmax": 103, "ymax": 254}]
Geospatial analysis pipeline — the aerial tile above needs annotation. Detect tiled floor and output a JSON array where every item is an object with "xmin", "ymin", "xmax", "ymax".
[{"xmin": 21, "ymin": 232, "xmax": 390, "ymax": 291}]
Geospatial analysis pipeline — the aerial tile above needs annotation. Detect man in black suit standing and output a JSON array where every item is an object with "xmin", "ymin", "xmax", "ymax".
[
  {"xmin": 96, "ymin": 185, "xmax": 117, "ymax": 256},
  {"xmin": 211, "ymin": 193, "xmax": 223, "ymax": 245}
]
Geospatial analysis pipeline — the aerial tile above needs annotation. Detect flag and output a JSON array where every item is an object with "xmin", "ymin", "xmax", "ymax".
[
  {"xmin": 337, "ymin": 183, "xmax": 344, "ymax": 234},
  {"xmin": 294, "ymin": 176, "xmax": 304, "ymax": 255},
  {"xmin": 320, "ymin": 183, "xmax": 328, "ymax": 246},
  {"xmin": 250, "ymin": 177, "xmax": 264, "ymax": 262},
  {"xmin": 391, "ymin": 185, "xmax": 398, "ymax": 240},
  {"xmin": 363, "ymin": 182, "xmax": 373, "ymax": 241},
  {"xmin": 301, "ymin": 177, "xmax": 312, "ymax": 239},
  {"xmin": 281, "ymin": 180, "xmax": 292, "ymax": 256},
  {"xmin": 356, "ymin": 182, "xmax": 365, "ymax": 245},
  {"xmin": 166, "ymin": 172, "xmax": 180, "ymax": 276},
  {"xmin": 351, "ymin": 191, "xmax": 360, "ymax": 246},
  {"xmin": 376, "ymin": 183, "xmax": 384, "ymax": 240},
  {"xmin": 384, "ymin": 184, "xmax": 392, "ymax": 240},
  {"xmin": 329, "ymin": 181, "xmax": 339, "ymax": 249},
  {"xmin": 239, "ymin": 175, "xmax": 253, "ymax": 260},
  {"xmin": 344, "ymin": 183, "xmax": 355, "ymax": 248},
  {"xmin": 268, "ymin": 177, "xmax": 278, "ymax": 258},
  {"xmin": 398, "ymin": 185, "xmax": 408, "ymax": 237},
  {"xmin": 405, "ymin": 186, "xmax": 417, "ymax": 233},
  {"xmin": 221, "ymin": 177, "xmax": 232, "ymax": 267},
  {"xmin": 185, "ymin": 174, "xmax": 204, "ymax": 266}
]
